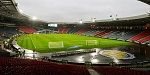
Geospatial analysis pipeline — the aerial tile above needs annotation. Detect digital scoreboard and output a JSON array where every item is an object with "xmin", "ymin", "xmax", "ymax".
[{"xmin": 48, "ymin": 24, "xmax": 58, "ymax": 27}]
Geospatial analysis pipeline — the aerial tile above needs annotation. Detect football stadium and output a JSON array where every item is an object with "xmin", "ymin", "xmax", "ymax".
[{"xmin": 0, "ymin": 0, "xmax": 150, "ymax": 75}]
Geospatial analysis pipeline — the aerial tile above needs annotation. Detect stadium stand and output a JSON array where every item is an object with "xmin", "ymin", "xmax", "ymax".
[
  {"xmin": 0, "ymin": 26, "xmax": 18, "ymax": 38},
  {"xmin": 18, "ymin": 26, "xmax": 37, "ymax": 34},
  {"xmin": 98, "ymin": 30, "xmax": 111, "ymax": 37},
  {"xmin": 137, "ymin": 35, "xmax": 150, "ymax": 43},
  {"xmin": 0, "ymin": 57, "xmax": 90, "ymax": 75},
  {"xmin": 75, "ymin": 28, "xmax": 89, "ymax": 35},
  {"xmin": 130, "ymin": 30, "xmax": 150, "ymax": 42},
  {"xmin": 105, "ymin": 31, "xmax": 121, "ymax": 39},
  {"xmin": 58, "ymin": 27, "xmax": 69, "ymax": 33},
  {"xmin": 119, "ymin": 31, "xmax": 142, "ymax": 40},
  {"xmin": 57, "ymin": 27, "xmax": 150, "ymax": 43},
  {"xmin": 93, "ymin": 66, "xmax": 150, "ymax": 75},
  {"xmin": 84, "ymin": 30, "xmax": 97, "ymax": 36},
  {"xmin": 67, "ymin": 28, "xmax": 78, "ymax": 34},
  {"xmin": 98, "ymin": 30, "xmax": 112, "ymax": 37},
  {"xmin": 94, "ymin": 30, "xmax": 105, "ymax": 37}
]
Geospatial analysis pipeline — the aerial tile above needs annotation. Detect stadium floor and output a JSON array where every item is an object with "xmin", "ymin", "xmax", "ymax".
[
  {"xmin": 16, "ymin": 34, "xmax": 150, "ymax": 64},
  {"xmin": 23, "ymin": 46, "xmax": 150, "ymax": 65},
  {"xmin": 17, "ymin": 34, "xmax": 130, "ymax": 53},
  {"xmin": 51, "ymin": 52, "xmax": 149, "ymax": 64}
]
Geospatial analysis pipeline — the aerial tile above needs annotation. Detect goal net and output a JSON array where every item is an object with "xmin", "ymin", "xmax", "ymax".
[
  {"xmin": 86, "ymin": 40, "xmax": 98, "ymax": 46},
  {"xmin": 48, "ymin": 41, "xmax": 64, "ymax": 48}
]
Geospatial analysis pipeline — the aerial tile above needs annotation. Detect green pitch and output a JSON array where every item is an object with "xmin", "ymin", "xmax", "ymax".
[{"xmin": 17, "ymin": 34, "xmax": 130, "ymax": 53}]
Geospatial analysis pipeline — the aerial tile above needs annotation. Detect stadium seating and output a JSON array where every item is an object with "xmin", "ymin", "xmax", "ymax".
[
  {"xmin": 40, "ymin": 27, "xmax": 150, "ymax": 45},
  {"xmin": 105, "ymin": 31, "xmax": 120, "ymax": 39},
  {"xmin": 130, "ymin": 30, "xmax": 150, "ymax": 42},
  {"xmin": 99, "ymin": 31, "xmax": 112, "ymax": 37},
  {"xmin": 93, "ymin": 66, "xmax": 150, "ymax": 75},
  {"xmin": 118, "ymin": 31, "xmax": 141, "ymax": 40},
  {"xmin": 58, "ymin": 27, "xmax": 70, "ymax": 34},
  {"xmin": 58, "ymin": 27, "xmax": 63, "ymax": 33},
  {"xmin": 76, "ymin": 28, "xmax": 89, "ymax": 35},
  {"xmin": 18, "ymin": 26, "xmax": 37, "ymax": 34},
  {"xmin": 95, "ymin": 30, "xmax": 112, "ymax": 37},
  {"xmin": 67, "ymin": 28, "xmax": 78, "ymax": 34},
  {"xmin": 137, "ymin": 35, "xmax": 150, "ymax": 43},
  {"xmin": 0, "ymin": 57, "xmax": 90, "ymax": 75},
  {"xmin": 57, "ymin": 27, "xmax": 150, "ymax": 44},
  {"xmin": 0, "ymin": 27, "xmax": 18, "ymax": 38},
  {"xmin": 94, "ymin": 30, "xmax": 105, "ymax": 37},
  {"xmin": 83, "ymin": 30, "xmax": 97, "ymax": 36}
]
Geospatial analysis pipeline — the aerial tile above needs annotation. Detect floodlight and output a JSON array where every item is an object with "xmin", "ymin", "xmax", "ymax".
[
  {"xmin": 92, "ymin": 18, "xmax": 96, "ymax": 22},
  {"xmin": 19, "ymin": 9, "xmax": 23, "ymax": 13},
  {"xmin": 79, "ymin": 19, "xmax": 83, "ymax": 24},
  {"xmin": 32, "ymin": 16, "xmax": 37, "ymax": 20}
]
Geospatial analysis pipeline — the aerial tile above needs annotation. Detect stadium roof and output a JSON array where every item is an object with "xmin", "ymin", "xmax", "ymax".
[
  {"xmin": 0, "ymin": 0, "xmax": 149, "ymax": 25},
  {"xmin": 49, "ymin": 13, "xmax": 150, "ymax": 25},
  {"xmin": 84, "ymin": 13, "xmax": 150, "ymax": 23},
  {"xmin": 16, "ymin": 0, "xmax": 150, "ymax": 23},
  {"xmin": 138, "ymin": 0, "xmax": 150, "ymax": 5},
  {"xmin": 0, "ymin": 0, "xmax": 47, "ymax": 25},
  {"xmin": 0, "ymin": 0, "xmax": 28, "ymax": 19}
]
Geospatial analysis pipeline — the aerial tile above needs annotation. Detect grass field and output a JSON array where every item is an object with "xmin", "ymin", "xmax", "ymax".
[{"xmin": 17, "ymin": 34, "xmax": 130, "ymax": 53}]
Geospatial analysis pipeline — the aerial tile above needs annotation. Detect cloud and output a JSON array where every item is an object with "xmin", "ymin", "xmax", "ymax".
[{"xmin": 16, "ymin": 0, "xmax": 150, "ymax": 22}]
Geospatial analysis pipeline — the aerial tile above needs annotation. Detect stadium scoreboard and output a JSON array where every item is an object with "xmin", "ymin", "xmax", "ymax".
[{"xmin": 48, "ymin": 24, "xmax": 58, "ymax": 27}]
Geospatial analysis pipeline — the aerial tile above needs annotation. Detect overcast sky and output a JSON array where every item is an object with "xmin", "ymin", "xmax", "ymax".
[{"xmin": 16, "ymin": 0, "xmax": 150, "ymax": 22}]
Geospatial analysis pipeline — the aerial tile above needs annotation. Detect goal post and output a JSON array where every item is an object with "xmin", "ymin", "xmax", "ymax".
[
  {"xmin": 48, "ymin": 41, "xmax": 64, "ymax": 48},
  {"xmin": 86, "ymin": 40, "xmax": 98, "ymax": 46}
]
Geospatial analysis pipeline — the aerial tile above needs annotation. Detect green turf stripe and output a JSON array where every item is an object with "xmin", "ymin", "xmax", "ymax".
[{"xmin": 17, "ymin": 34, "xmax": 130, "ymax": 53}]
